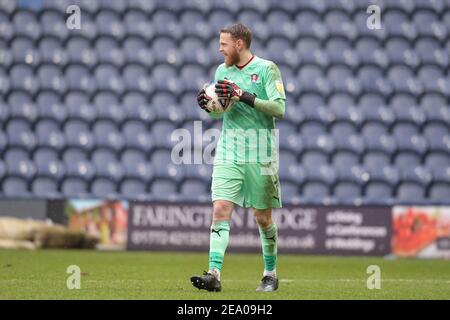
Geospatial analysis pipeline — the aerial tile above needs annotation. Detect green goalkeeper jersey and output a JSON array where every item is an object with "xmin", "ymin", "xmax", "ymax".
[{"xmin": 213, "ymin": 56, "xmax": 286, "ymax": 164}]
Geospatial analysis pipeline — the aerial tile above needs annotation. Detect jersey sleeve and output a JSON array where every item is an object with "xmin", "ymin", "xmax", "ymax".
[{"xmin": 264, "ymin": 62, "xmax": 286, "ymax": 101}]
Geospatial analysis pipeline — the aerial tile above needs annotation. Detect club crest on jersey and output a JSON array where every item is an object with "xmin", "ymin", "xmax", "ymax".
[{"xmin": 251, "ymin": 74, "xmax": 259, "ymax": 83}]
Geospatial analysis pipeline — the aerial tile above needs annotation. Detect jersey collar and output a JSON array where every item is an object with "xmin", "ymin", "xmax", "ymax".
[{"xmin": 235, "ymin": 54, "xmax": 255, "ymax": 71}]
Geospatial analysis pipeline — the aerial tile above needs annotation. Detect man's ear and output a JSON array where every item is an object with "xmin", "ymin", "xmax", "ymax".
[{"xmin": 236, "ymin": 39, "xmax": 244, "ymax": 51}]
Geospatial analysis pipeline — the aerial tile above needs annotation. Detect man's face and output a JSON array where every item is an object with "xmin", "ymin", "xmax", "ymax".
[{"xmin": 219, "ymin": 32, "xmax": 240, "ymax": 67}]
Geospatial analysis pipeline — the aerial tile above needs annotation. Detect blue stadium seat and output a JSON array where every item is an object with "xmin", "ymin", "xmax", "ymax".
[
  {"xmin": 2, "ymin": 177, "xmax": 31, "ymax": 198},
  {"xmin": 35, "ymin": 119, "xmax": 65, "ymax": 152},
  {"xmin": 388, "ymin": 66, "xmax": 423, "ymax": 97},
  {"xmin": 326, "ymin": 38, "xmax": 360, "ymax": 70},
  {"xmin": 396, "ymin": 166, "xmax": 432, "ymax": 203},
  {"xmin": 429, "ymin": 167, "xmax": 450, "ymax": 203},
  {"xmin": 93, "ymin": 92, "xmax": 126, "ymax": 124},
  {"xmin": 421, "ymin": 101, "xmax": 450, "ymax": 125},
  {"xmin": 12, "ymin": 10, "xmax": 41, "ymax": 41},
  {"xmin": 180, "ymin": 179, "xmax": 209, "ymax": 202},
  {"xmin": 95, "ymin": 36, "xmax": 125, "ymax": 67},
  {"xmin": 296, "ymin": 38, "xmax": 329, "ymax": 67},
  {"xmin": 423, "ymin": 122, "xmax": 449, "ymax": 141},
  {"xmin": 415, "ymin": 38, "xmax": 448, "ymax": 69},
  {"xmin": 0, "ymin": 11, "xmax": 14, "ymax": 42},
  {"xmin": 151, "ymin": 149, "xmax": 185, "ymax": 182},
  {"xmin": 122, "ymin": 156, "xmax": 153, "ymax": 183},
  {"xmin": 65, "ymin": 93, "xmax": 97, "ymax": 124},
  {"xmin": 66, "ymin": 36, "xmax": 98, "ymax": 67},
  {"xmin": 90, "ymin": 178, "xmax": 120, "ymax": 199},
  {"xmin": 120, "ymin": 179, "xmax": 149, "ymax": 200},
  {"xmin": 0, "ymin": 131, "xmax": 7, "ymax": 155},
  {"xmin": 281, "ymin": 181, "xmax": 301, "ymax": 205},
  {"xmin": 413, "ymin": 10, "xmax": 447, "ymax": 40},
  {"xmin": 302, "ymin": 165, "xmax": 336, "ymax": 200},
  {"xmin": 6, "ymin": 119, "xmax": 37, "ymax": 152},
  {"xmin": 64, "ymin": 120, "xmax": 95, "ymax": 152},
  {"xmin": 334, "ymin": 165, "xmax": 368, "ymax": 201},
  {"xmin": 362, "ymin": 121, "xmax": 389, "ymax": 138},
  {"xmin": 75, "ymin": 0, "xmax": 100, "ymax": 15},
  {"xmin": 31, "ymin": 177, "xmax": 61, "ymax": 199},
  {"xmin": 392, "ymin": 105, "xmax": 426, "ymax": 128},
  {"xmin": 152, "ymin": 9, "xmax": 182, "ymax": 40},
  {"xmin": 10, "ymin": 64, "xmax": 39, "ymax": 94},
  {"xmin": 301, "ymin": 135, "xmax": 335, "ymax": 169},
  {"xmin": 295, "ymin": 10, "xmax": 328, "ymax": 40},
  {"xmin": 123, "ymin": 63, "xmax": 153, "ymax": 95},
  {"xmin": 356, "ymin": 38, "xmax": 388, "ymax": 69},
  {"xmin": 96, "ymin": 10, "xmax": 125, "ymax": 39},
  {"xmin": 363, "ymin": 135, "xmax": 397, "ymax": 171},
  {"xmin": 150, "ymin": 178, "xmax": 178, "ymax": 200},
  {"xmin": 324, "ymin": 10, "xmax": 357, "ymax": 40},
  {"xmin": 151, "ymin": 121, "xmax": 178, "ymax": 149},
  {"xmin": 207, "ymin": 10, "xmax": 234, "ymax": 35},
  {"xmin": 0, "ymin": 65, "xmax": 10, "ymax": 96},
  {"xmin": 180, "ymin": 64, "xmax": 209, "ymax": 93},
  {"xmin": 184, "ymin": 164, "xmax": 213, "ymax": 184},
  {"xmin": 425, "ymin": 150, "xmax": 450, "ymax": 169},
  {"xmin": 122, "ymin": 120, "xmax": 154, "ymax": 153},
  {"xmin": 93, "ymin": 120, "xmax": 124, "ymax": 152},
  {"xmin": 65, "ymin": 64, "xmax": 97, "ymax": 95},
  {"xmin": 151, "ymin": 64, "xmax": 182, "ymax": 92},
  {"xmin": 38, "ymin": 37, "xmax": 68, "ymax": 66},
  {"xmin": 393, "ymin": 134, "xmax": 427, "ymax": 167},
  {"xmin": 124, "ymin": 9, "xmax": 154, "ymax": 40},
  {"xmin": 36, "ymin": 92, "xmax": 67, "ymax": 123},
  {"xmin": 384, "ymin": 10, "xmax": 417, "ymax": 41},
  {"xmin": 40, "ymin": 10, "xmax": 69, "ymax": 40},
  {"xmin": 63, "ymin": 156, "xmax": 95, "ymax": 183},
  {"xmin": 123, "ymin": 37, "xmax": 154, "ymax": 67},
  {"xmin": 418, "ymin": 65, "xmax": 448, "ymax": 94},
  {"xmin": 123, "ymin": 92, "xmax": 156, "ymax": 123},
  {"xmin": 61, "ymin": 178, "xmax": 89, "ymax": 198},
  {"xmin": 37, "ymin": 64, "xmax": 67, "ymax": 94},
  {"xmin": 365, "ymin": 165, "xmax": 399, "ymax": 199},
  {"xmin": 94, "ymin": 64, "xmax": 125, "ymax": 94},
  {"xmin": 5, "ymin": 149, "xmax": 36, "ymax": 181},
  {"xmin": 8, "ymin": 92, "xmax": 38, "ymax": 124},
  {"xmin": 33, "ymin": 147, "xmax": 63, "ymax": 176},
  {"xmin": 180, "ymin": 10, "xmax": 211, "ymax": 40}
]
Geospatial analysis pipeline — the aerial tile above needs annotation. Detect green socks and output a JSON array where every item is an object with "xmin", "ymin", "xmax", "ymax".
[
  {"xmin": 208, "ymin": 221, "xmax": 277, "ymax": 278},
  {"xmin": 259, "ymin": 223, "xmax": 278, "ymax": 274},
  {"xmin": 208, "ymin": 220, "xmax": 231, "ymax": 273}
]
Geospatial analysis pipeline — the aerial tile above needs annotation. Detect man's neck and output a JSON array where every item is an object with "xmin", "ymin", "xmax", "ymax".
[{"xmin": 236, "ymin": 51, "xmax": 254, "ymax": 69}]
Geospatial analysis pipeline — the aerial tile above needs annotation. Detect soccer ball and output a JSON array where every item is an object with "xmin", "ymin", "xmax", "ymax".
[{"xmin": 204, "ymin": 82, "xmax": 235, "ymax": 113}]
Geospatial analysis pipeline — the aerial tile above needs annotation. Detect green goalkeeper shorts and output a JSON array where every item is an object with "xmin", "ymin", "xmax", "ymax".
[{"xmin": 211, "ymin": 162, "xmax": 282, "ymax": 209}]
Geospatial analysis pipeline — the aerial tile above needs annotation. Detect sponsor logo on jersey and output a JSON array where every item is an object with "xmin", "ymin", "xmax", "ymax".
[
  {"xmin": 275, "ymin": 80, "xmax": 284, "ymax": 94},
  {"xmin": 251, "ymin": 74, "xmax": 259, "ymax": 83}
]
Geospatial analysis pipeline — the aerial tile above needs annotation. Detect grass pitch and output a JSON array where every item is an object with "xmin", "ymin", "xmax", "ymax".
[{"xmin": 0, "ymin": 249, "xmax": 449, "ymax": 299}]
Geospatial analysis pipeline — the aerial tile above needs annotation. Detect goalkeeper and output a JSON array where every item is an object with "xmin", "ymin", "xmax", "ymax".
[{"xmin": 191, "ymin": 23, "xmax": 286, "ymax": 292}]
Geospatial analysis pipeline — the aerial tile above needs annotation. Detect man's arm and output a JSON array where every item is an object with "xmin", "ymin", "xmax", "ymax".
[
  {"xmin": 253, "ymin": 98, "xmax": 285, "ymax": 119},
  {"xmin": 215, "ymin": 62, "xmax": 286, "ymax": 119},
  {"xmin": 257, "ymin": 62, "xmax": 286, "ymax": 119}
]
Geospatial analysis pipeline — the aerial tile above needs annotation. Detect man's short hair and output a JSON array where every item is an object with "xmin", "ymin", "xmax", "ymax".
[{"xmin": 220, "ymin": 23, "xmax": 252, "ymax": 49}]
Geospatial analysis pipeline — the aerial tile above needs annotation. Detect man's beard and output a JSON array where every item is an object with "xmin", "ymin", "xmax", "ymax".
[{"xmin": 224, "ymin": 49, "xmax": 240, "ymax": 67}]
